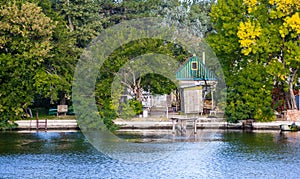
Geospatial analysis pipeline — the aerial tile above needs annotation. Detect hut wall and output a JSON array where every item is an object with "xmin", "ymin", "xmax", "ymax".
[{"xmin": 181, "ymin": 86, "xmax": 203, "ymax": 114}]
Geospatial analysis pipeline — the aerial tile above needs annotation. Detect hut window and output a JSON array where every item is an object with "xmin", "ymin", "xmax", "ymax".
[{"xmin": 191, "ymin": 62, "xmax": 198, "ymax": 70}]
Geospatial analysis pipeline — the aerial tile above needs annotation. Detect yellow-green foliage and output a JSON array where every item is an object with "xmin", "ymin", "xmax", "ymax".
[
  {"xmin": 209, "ymin": 0, "xmax": 300, "ymax": 121},
  {"xmin": 243, "ymin": 0, "xmax": 258, "ymax": 13},
  {"xmin": 280, "ymin": 12, "xmax": 300, "ymax": 38},
  {"xmin": 237, "ymin": 20, "xmax": 262, "ymax": 55},
  {"xmin": 0, "ymin": 2, "xmax": 55, "ymax": 57}
]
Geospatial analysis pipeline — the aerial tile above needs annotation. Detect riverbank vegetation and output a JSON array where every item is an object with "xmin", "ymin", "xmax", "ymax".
[
  {"xmin": 0, "ymin": 0, "xmax": 299, "ymax": 130},
  {"xmin": 208, "ymin": 0, "xmax": 300, "ymax": 122}
]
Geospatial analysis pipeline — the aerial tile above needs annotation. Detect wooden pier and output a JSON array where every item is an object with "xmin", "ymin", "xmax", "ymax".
[{"xmin": 171, "ymin": 117, "xmax": 198, "ymax": 134}]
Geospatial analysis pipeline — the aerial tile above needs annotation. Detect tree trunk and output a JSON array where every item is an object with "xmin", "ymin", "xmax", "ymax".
[
  {"xmin": 134, "ymin": 78, "xmax": 142, "ymax": 102},
  {"xmin": 66, "ymin": 0, "xmax": 74, "ymax": 32},
  {"xmin": 285, "ymin": 88, "xmax": 297, "ymax": 110},
  {"xmin": 285, "ymin": 68, "xmax": 298, "ymax": 110},
  {"xmin": 60, "ymin": 97, "xmax": 66, "ymax": 105}
]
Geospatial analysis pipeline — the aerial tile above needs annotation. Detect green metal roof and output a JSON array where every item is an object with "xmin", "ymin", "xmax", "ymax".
[{"xmin": 176, "ymin": 56, "xmax": 217, "ymax": 81}]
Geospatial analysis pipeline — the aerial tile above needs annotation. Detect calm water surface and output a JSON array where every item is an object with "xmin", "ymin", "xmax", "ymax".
[{"xmin": 0, "ymin": 130, "xmax": 299, "ymax": 178}]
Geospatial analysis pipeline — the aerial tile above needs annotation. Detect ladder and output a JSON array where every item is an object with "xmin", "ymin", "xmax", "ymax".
[{"xmin": 35, "ymin": 111, "xmax": 47, "ymax": 131}]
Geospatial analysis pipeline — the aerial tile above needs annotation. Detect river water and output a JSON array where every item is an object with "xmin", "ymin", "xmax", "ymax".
[{"xmin": 0, "ymin": 130, "xmax": 299, "ymax": 178}]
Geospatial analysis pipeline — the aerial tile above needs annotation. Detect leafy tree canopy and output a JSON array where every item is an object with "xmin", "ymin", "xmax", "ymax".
[
  {"xmin": 208, "ymin": 0, "xmax": 300, "ymax": 121},
  {"xmin": 0, "ymin": 1, "xmax": 79, "ymax": 129},
  {"xmin": 0, "ymin": 2, "xmax": 56, "ymax": 124}
]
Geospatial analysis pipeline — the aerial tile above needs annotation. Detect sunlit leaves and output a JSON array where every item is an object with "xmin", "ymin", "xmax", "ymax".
[
  {"xmin": 269, "ymin": 0, "xmax": 300, "ymax": 17},
  {"xmin": 280, "ymin": 12, "xmax": 300, "ymax": 38},
  {"xmin": 0, "ymin": 2, "xmax": 55, "ymax": 55},
  {"xmin": 243, "ymin": 0, "xmax": 258, "ymax": 13},
  {"xmin": 208, "ymin": 0, "xmax": 300, "ymax": 121},
  {"xmin": 237, "ymin": 20, "xmax": 262, "ymax": 55}
]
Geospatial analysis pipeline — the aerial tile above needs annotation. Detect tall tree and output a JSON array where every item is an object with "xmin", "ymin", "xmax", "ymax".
[
  {"xmin": 207, "ymin": 0, "xmax": 270, "ymax": 121},
  {"xmin": 0, "ymin": 2, "xmax": 56, "ymax": 126},
  {"xmin": 237, "ymin": 0, "xmax": 300, "ymax": 110},
  {"xmin": 208, "ymin": 0, "xmax": 300, "ymax": 121},
  {"xmin": 207, "ymin": 0, "xmax": 247, "ymax": 79},
  {"xmin": 162, "ymin": 0, "xmax": 212, "ymax": 38},
  {"xmin": 34, "ymin": 0, "xmax": 80, "ymax": 105}
]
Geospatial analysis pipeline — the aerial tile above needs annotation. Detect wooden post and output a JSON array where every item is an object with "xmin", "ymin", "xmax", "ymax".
[
  {"xmin": 166, "ymin": 106, "xmax": 168, "ymax": 118},
  {"xmin": 211, "ymin": 91, "xmax": 214, "ymax": 111},
  {"xmin": 194, "ymin": 118, "xmax": 197, "ymax": 134},
  {"xmin": 45, "ymin": 118, "xmax": 47, "ymax": 131},
  {"xmin": 172, "ymin": 118, "xmax": 176, "ymax": 134},
  {"xmin": 36, "ymin": 111, "xmax": 39, "ymax": 130},
  {"xmin": 183, "ymin": 120, "xmax": 186, "ymax": 133},
  {"xmin": 179, "ymin": 119, "xmax": 183, "ymax": 133}
]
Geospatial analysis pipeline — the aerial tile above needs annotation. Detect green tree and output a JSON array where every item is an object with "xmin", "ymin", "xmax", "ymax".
[
  {"xmin": 0, "ymin": 2, "xmax": 56, "ymax": 127},
  {"xmin": 52, "ymin": 0, "xmax": 103, "ymax": 48},
  {"xmin": 162, "ymin": 0, "xmax": 212, "ymax": 38},
  {"xmin": 34, "ymin": 0, "xmax": 79, "ymax": 105},
  {"xmin": 0, "ymin": 0, "xmax": 80, "ymax": 129},
  {"xmin": 237, "ymin": 0, "xmax": 300, "ymax": 110},
  {"xmin": 95, "ymin": 39, "xmax": 188, "ymax": 120},
  {"xmin": 207, "ymin": 0, "xmax": 247, "ymax": 79},
  {"xmin": 226, "ymin": 63, "xmax": 274, "ymax": 122},
  {"xmin": 101, "ymin": 0, "xmax": 166, "ymax": 28},
  {"xmin": 208, "ymin": 0, "xmax": 300, "ymax": 121},
  {"xmin": 207, "ymin": 0, "xmax": 259, "ymax": 121}
]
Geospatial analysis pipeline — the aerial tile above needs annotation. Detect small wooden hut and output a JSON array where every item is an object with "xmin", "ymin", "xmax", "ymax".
[{"xmin": 176, "ymin": 55, "xmax": 217, "ymax": 114}]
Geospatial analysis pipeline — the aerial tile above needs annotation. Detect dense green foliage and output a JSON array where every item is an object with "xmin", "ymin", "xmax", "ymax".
[
  {"xmin": 225, "ymin": 63, "xmax": 275, "ymax": 122},
  {"xmin": 208, "ymin": 0, "xmax": 300, "ymax": 122},
  {"xmin": 0, "ymin": 1, "xmax": 78, "ymax": 129},
  {"xmin": 2, "ymin": 0, "xmax": 298, "ymax": 129},
  {"xmin": 0, "ymin": 2, "xmax": 56, "ymax": 124},
  {"xmin": 0, "ymin": 0, "xmax": 212, "ymax": 130},
  {"xmin": 96, "ymin": 38, "xmax": 189, "ymax": 121},
  {"xmin": 119, "ymin": 98, "xmax": 143, "ymax": 119},
  {"xmin": 51, "ymin": 0, "xmax": 103, "ymax": 48}
]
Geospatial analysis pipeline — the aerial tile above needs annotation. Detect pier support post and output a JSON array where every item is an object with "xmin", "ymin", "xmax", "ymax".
[
  {"xmin": 36, "ymin": 111, "xmax": 39, "ymax": 130},
  {"xmin": 194, "ymin": 119, "xmax": 197, "ymax": 134},
  {"xmin": 172, "ymin": 118, "xmax": 175, "ymax": 134}
]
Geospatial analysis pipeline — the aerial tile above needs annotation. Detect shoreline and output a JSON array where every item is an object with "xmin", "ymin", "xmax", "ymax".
[{"xmin": 13, "ymin": 117, "xmax": 299, "ymax": 131}]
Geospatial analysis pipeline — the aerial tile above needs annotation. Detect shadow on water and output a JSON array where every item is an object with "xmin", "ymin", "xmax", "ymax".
[
  {"xmin": 0, "ymin": 131, "xmax": 96, "ymax": 154},
  {"xmin": 1, "ymin": 130, "xmax": 299, "ymax": 155},
  {"xmin": 219, "ymin": 130, "xmax": 300, "ymax": 165}
]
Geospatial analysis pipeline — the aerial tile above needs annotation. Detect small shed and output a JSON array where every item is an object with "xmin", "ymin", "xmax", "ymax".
[{"xmin": 176, "ymin": 55, "xmax": 217, "ymax": 114}]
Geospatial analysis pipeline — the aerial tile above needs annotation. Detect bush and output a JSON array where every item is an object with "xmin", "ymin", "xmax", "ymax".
[
  {"xmin": 119, "ymin": 98, "xmax": 142, "ymax": 119},
  {"xmin": 225, "ymin": 64, "xmax": 275, "ymax": 122},
  {"xmin": 0, "ymin": 115, "xmax": 18, "ymax": 130}
]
